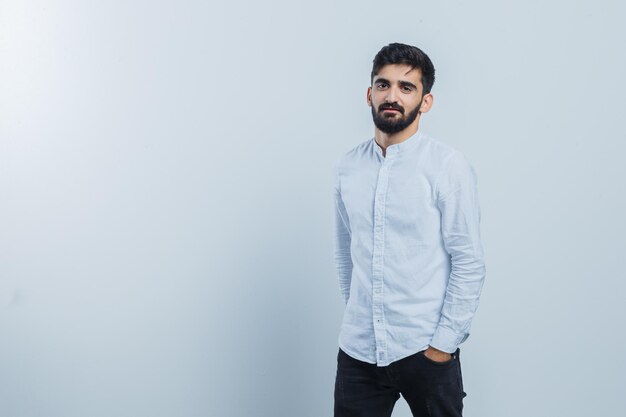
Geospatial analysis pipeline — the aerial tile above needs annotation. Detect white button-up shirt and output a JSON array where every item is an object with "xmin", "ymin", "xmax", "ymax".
[{"xmin": 333, "ymin": 129, "xmax": 486, "ymax": 366}]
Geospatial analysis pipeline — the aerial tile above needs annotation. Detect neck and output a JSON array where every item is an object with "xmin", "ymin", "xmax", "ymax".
[{"xmin": 374, "ymin": 118, "xmax": 420, "ymax": 157}]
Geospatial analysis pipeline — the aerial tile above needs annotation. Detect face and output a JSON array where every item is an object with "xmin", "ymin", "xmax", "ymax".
[{"xmin": 367, "ymin": 64, "xmax": 433, "ymax": 134}]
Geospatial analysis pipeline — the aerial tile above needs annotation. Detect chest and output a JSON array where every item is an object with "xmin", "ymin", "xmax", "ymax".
[{"xmin": 340, "ymin": 160, "xmax": 438, "ymax": 231}]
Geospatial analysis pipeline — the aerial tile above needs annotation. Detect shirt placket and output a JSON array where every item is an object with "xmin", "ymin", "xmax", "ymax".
[{"xmin": 372, "ymin": 155, "xmax": 393, "ymax": 365}]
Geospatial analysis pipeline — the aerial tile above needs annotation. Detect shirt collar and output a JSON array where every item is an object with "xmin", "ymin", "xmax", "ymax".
[{"xmin": 373, "ymin": 129, "xmax": 424, "ymax": 158}]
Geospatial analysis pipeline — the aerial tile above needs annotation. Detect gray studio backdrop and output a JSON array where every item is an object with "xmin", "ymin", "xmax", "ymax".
[{"xmin": 1, "ymin": 1, "xmax": 625, "ymax": 416}]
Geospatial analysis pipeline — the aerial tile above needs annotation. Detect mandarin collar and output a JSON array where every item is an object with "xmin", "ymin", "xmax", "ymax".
[{"xmin": 373, "ymin": 130, "xmax": 424, "ymax": 159}]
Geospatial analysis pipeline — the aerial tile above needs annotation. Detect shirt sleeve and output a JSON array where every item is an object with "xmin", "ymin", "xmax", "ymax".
[
  {"xmin": 430, "ymin": 151, "xmax": 487, "ymax": 353},
  {"xmin": 333, "ymin": 162, "xmax": 353, "ymax": 305}
]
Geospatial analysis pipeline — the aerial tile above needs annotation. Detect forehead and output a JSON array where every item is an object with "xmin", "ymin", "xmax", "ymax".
[{"xmin": 373, "ymin": 64, "xmax": 422, "ymax": 84}]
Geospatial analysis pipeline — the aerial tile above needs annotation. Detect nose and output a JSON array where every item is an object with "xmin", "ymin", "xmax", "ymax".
[{"xmin": 384, "ymin": 85, "xmax": 399, "ymax": 103}]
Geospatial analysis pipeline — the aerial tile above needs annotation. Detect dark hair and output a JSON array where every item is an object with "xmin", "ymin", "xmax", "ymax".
[{"xmin": 370, "ymin": 43, "xmax": 436, "ymax": 95}]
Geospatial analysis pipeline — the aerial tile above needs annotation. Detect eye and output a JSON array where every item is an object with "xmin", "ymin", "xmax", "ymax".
[
  {"xmin": 402, "ymin": 85, "xmax": 413, "ymax": 92},
  {"xmin": 376, "ymin": 82, "xmax": 388, "ymax": 89}
]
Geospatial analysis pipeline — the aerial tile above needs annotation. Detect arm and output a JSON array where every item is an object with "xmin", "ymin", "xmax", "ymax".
[
  {"xmin": 430, "ymin": 152, "xmax": 486, "ymax": 353},
  {"xmin": 333, "ymin": 164, "xmax": 353, "ymax": 305}
]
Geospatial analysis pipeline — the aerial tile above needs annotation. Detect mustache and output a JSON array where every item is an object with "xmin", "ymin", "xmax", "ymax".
[{"xmin": 379, "ymin": 104, "xmax": 404, "ymax": 113}]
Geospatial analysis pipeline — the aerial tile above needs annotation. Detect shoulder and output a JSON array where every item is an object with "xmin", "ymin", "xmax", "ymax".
[
  {"xmin": 333, "ymin": 137, "xmax": 373, "ymax": 173},
  {"xmin": 418, "ymin": 132, "xmax": 466, "ymax": 168},
  {"xmin": 414, "ymin": 132, "xmax": 474, "ymax": 176},
  {"xmin": 422, "ymin": 139, "xmax": 477, "ymax": 200}
]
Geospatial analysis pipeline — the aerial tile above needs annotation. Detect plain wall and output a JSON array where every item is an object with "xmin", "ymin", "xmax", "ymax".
[{"xmin": 1, "ymin": 1, "xmax": 625, "ymax": 416}]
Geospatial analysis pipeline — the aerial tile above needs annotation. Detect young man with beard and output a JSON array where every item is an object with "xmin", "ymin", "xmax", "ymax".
[{"xmin": 332, "ymin": 43, "xmax": 486, "ymax": 417}]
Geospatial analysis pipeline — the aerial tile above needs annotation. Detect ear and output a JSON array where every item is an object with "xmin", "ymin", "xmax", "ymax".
[
  {"xmin": 366, "ymin": 86, "xmax": 372, "ymax": 107},
  {"xmin": 419, "ymin": 92, "xmax": 434, "ymax": 113}
]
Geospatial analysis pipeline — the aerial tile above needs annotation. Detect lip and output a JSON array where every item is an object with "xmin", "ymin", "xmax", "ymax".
[{"xmin": 382, "ymin": 109, "xmax": 400, "ymax": 113}]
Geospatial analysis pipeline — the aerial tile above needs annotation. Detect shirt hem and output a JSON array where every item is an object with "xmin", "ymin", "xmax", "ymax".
[{"xmin": 338, "ymin": 343, "xmax": 432, "ymax": 367}]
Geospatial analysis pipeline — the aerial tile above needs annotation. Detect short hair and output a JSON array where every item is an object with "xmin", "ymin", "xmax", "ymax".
[{"xmin": 370, "ymin": 43, "xmax": 436, "ymax": 95}]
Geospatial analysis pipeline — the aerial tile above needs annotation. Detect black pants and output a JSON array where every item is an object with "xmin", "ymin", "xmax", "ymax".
[{"xmin": 334, "ymin": 348, "xmax": 467, "ymax": 417}]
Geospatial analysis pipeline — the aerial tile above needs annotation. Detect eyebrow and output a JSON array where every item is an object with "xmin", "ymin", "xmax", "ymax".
[{"xmin": 374, "ymin": 78, "xmax": 418, "ymax": 90}]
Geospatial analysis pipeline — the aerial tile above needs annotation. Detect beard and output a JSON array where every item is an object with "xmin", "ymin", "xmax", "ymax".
[{"xmin": 371, "ymin": 98, "xmax": 422, "ymax": 134}]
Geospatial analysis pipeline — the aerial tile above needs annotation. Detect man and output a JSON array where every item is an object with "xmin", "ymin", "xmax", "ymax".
[{"xmin": 332, "ymin": 43, "xmax": 486, "ymax": 417}]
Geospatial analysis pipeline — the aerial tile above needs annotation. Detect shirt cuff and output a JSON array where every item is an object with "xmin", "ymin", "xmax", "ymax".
[{"xmin": 430, "ymin": 326, "xmax": 469, "ymax": 353}]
